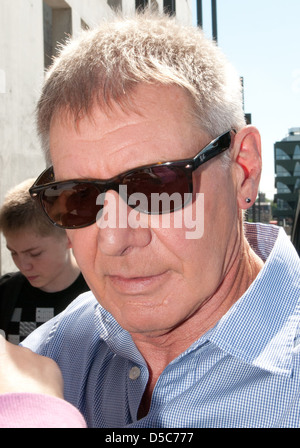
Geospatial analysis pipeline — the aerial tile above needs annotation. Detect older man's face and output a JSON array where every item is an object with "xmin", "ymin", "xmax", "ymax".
[{"xmin": 49, "ymin": 84, "xmax": 239, "ymax": 338}]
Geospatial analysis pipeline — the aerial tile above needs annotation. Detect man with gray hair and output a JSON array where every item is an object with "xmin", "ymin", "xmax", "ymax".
[{"xmin": 0, "ymin": 12, "xmax": 299, "ymax": 428}]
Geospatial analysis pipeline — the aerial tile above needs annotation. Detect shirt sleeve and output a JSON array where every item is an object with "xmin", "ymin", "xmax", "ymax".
[{"xmin": 0, "ymin": 393, "xmax": 87, "ymax": 428}]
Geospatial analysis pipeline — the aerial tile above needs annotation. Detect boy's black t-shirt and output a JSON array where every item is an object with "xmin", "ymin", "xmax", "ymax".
[{"xmin": 5, "ymin": 273, "xmax": 89, "ymax": 344}]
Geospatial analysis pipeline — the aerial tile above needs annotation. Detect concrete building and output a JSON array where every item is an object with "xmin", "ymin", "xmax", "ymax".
[
  {"xmin": 0, "ymin": 0, "xmax": 195, "ymax": 273},
  {"xmin": 273, "ymin": 128, "xmax": 300, "ymax": 233}
]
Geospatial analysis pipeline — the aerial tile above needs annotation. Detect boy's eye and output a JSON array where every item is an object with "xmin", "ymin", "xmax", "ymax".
[{"xmin": 30, "ymin": 252, "xmax": 42, "ymax": 257}]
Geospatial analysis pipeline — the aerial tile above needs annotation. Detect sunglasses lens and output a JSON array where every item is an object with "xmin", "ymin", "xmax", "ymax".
[
  {"xmin": 35, "ymin": 165, "xmax": 192, "ymax": 228},
  {"xmin": 31, "ymin": 130, "xmax": 233, "ymax": 228},
  {"xmin": 123, "ymin": 166, "xmax": 192, "ymax": 214},
  {"xmin": 41, "ymin": 183, "xmax": 102, "ymax": 228}
]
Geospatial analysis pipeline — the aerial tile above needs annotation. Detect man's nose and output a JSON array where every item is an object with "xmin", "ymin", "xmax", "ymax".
[{"xmin": 96, "ymin": 190, "xmax": 152, "ymax": 256}]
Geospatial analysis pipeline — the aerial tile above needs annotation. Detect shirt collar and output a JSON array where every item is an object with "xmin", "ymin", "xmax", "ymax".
[
  {"xmin": 209, "ymin": 223, "xmax": 300, "ymax": 377},
  {"xmin": 94, "ymin": 223, "xmax": 300, "ymax": 377},
  {"xmin": 94, "ymin": 302, "xmax": 146, "ymax": 365}
]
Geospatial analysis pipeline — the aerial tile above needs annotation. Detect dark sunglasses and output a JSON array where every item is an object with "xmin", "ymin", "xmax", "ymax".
[{"xmin": 29, "ymin": 130, "xmax": 235, "ymax": 229}]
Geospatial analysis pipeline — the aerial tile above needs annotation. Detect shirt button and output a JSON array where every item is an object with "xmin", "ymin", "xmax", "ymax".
[{"xmin": 129, "ymin": 366, "xmax": 141, "ymax": 380}]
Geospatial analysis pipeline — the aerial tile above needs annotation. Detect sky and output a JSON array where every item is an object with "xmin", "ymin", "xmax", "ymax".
[{"xmin": 195, "ymin": 0, "xmax": 300, "ymax": 199}]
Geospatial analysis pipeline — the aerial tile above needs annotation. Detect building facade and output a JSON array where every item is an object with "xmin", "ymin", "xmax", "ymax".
[
  {"xmin": 273, "ymin": 128, "xmax": 300, "ymax": 233},
  {"xmin": 0, "ymin": 0, "xmax": 195, "ymax": 273},
  {"xmin": 246, "ymin": 193, "xmax": 272, "ymax": 225}
]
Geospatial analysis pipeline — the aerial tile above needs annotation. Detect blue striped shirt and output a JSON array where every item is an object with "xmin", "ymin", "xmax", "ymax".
[{"xmin": 22, "ymin": 223, "xmax": 300, "ymax": 428}]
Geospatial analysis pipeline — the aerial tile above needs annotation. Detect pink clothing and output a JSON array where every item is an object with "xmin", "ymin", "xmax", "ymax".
[{"xmin": 0, "ymin": 393, "xmax": 86, "ymax": 428}]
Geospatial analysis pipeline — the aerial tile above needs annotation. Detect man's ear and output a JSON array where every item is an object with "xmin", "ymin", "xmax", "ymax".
[{"xmin": 232, "ymin": 126, "xmax": 262, "ymax": 210}]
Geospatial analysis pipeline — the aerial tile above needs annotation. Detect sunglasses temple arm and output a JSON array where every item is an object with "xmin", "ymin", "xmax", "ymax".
[
  {"xmin": 193, "ymin": 144, "xmax": 227, "ymax": 170},
  {"xmin": 193, "ymin": 131, "xmax": 234, "ymax": 170}
]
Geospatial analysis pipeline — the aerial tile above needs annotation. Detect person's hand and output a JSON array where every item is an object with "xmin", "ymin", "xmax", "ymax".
[{"xmin": 0, "ymin": 334, "xmax": 64, "ymax": 398}]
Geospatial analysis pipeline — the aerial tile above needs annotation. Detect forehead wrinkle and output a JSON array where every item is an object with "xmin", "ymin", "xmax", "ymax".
[
  {"xmin": 53, "ymin": 110, "xmax": 158, "ymax": 151},
  {"xmin": 50, "ymin": 84, "xmax": 209, "ymax": 180},
  {"xmin": 54, "ymin": 119, "xmax": 178, "ymax": 178}
]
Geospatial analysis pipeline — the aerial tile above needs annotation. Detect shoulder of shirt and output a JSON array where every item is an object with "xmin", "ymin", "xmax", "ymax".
[
  {"xmin": 0, "ymin": 271, "xmax": 24, "ymax": 286},
  {"xmin": 20, "ymin": 290, "xmax": 99, "ymax": 353},
  {"xmin": 211, "ymin": 223, "xmax": 300, "ymax": 377}
]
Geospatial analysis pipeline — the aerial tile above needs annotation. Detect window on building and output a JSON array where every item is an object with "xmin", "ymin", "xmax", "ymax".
[
  {"xmin": 293, "ymin": 145, "xmax": 300, "ymax": 160},
  {"xmin": 294, "ymin": 162, "xmax": 300, "ymax": 176},
  {"xmin": 135, "ymin": 0, "xmax": 159, "ymax": 11},
  {"xmin": 277, "ymin": 199, "xmax": 293, "ymax": 211},
  {"xmin": 276, "ymin": 165, "xmax": 291, "ymax": 177},
  {"xmin": 107, "ymin": 0, "xmax": 122, "ymax": 12},
  {"xmin": 81, "ymin": 19, "xmax": 89, "ymax": 30},
  {"xmin": 294, "ymin": 179, "xmax": 300, "ymax": 191},
  {"xmin": 164, "ymin": 0, "xmax": 176, "ymax": 14},
  {"xmin": 136, "ymin": 0, "xmax": 148, "ymax": 9},
  {"xmin": 43, "ymin": 2, "xmax": 52, "ymax": 68},
  {"xmin": 43, "ymin": 0, "xmax": 72, "ymax": 70},
  {"xmin": 276, "ymin": 147, "xmax": 290, "ymax": 160},
  {"xmin": 277, "ymin": 182, "xmax": 291, "ymax": 194}
]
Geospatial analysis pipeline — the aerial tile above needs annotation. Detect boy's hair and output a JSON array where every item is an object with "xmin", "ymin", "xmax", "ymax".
[
  {"xmin": 0, "ymin": 178, "xmax": 66, "ymax": 238},
  {"xmin": 37, "ymin": 11, "xmax": 246, "ymax": 162}
]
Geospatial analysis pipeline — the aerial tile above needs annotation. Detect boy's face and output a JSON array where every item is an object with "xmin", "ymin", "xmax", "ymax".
[{"xmin": 5, "ymin": 228, "xmax": 71, "ymax": 292}]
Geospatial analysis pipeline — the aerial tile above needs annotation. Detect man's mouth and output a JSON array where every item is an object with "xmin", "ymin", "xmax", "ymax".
[{"xmin": 107, "ymin": 271, "xmax": 169, "ymax": 294}]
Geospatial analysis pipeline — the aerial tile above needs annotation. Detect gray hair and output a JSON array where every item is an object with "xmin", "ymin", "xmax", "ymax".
[{"xmin": 37, "ymin": 11, "xmax": 246, "ymax": 162}]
